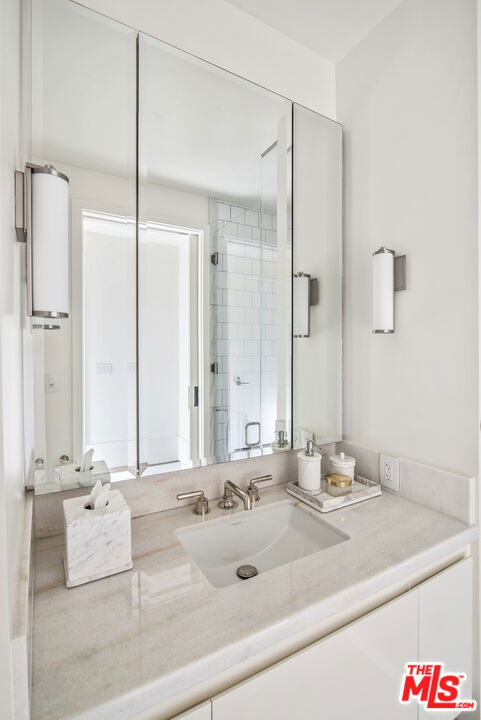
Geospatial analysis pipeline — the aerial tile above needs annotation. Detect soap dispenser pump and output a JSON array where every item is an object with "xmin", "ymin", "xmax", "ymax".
[{"xmin": 297, "ymin": 439, "xmax": 321, "ymax": 492}]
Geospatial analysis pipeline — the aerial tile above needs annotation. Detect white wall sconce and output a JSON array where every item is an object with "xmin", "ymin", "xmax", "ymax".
[
  {"xmin": 372, "ymin": 247, "xmax": 406, "ymax": 333},
  {"xmin": 293, "ymin": 272, "xmax": 319, "ymax": 338},
  {"xmin": 15, "ymin": 163, "xmax": 70, "ymax": 318}
]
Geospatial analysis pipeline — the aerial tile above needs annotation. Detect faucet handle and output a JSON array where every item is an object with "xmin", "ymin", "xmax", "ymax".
[
  {"xmin": 247, "ymin": 474, "xmax": 273, "ymax": 502},
  {"xmin": 177, "ymin": 490, "xmax": 210, "ymax": 515}
]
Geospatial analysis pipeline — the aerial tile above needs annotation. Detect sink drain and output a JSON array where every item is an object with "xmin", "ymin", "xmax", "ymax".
[{"xmin": 236, "ymin": 564, "xmax": 258, "ymax": 580}]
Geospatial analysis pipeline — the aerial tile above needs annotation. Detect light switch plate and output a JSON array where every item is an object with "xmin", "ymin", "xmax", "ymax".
[{"xmin": 380, "ymin": 453, "xmax": 400, "ymax": 491}]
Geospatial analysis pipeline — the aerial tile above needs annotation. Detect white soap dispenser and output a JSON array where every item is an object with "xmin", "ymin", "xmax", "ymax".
[{"xmin": 297, "ymin": 440, "xmax": 322, "ymax": 492}]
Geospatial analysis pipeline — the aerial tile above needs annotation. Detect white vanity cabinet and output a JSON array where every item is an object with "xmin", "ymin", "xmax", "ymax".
[
  {"xmin": 212, "ymin": 559, "xmax": 473, "ymax": 720},
  {"xmin": 418, "ymin": 559, "xmax": 473, "ymax": 720},
  {"xmin": 212, "ymin": 590, "xmax": 418, "ymax": 720}
]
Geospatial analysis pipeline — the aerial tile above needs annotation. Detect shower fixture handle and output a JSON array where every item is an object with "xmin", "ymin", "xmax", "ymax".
[
  {"xmin": 244, "ymin": 421, "xmax": 260, "ymax": 447},
  {"xmin": 234, "ymin": 376, "xmax": 249, "ymax": 386}
]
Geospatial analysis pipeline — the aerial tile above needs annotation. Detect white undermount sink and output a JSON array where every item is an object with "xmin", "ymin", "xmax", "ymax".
[{"xmin": 176, "ymin": 501, "xmax": 348, "ymax": 588}]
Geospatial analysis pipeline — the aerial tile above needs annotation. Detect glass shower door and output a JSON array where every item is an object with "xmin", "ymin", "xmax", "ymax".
[
  {"xmin": 210, "ymin": 109, "xmax": 292, "ymax": 462},
  {"xmin": 211, "ymin": 200, "xmax": 262, "ymax": 461}
]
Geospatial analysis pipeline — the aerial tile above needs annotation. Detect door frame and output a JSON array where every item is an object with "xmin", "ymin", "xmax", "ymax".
[{"xmin": 71, "ymin": 200, "xmax": 210, "ymax": 474}]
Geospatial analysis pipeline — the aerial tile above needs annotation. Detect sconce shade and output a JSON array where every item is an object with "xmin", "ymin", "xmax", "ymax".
[
  {"xmin": 30, "ymin": 166, "xmax": 69, "ymax": 318},
  {"xmin": 294, "ymin": 272, "xmax": 310, "ymax": 337},
  {"xmin": 372, "ymin": 247, "xmax": 394, "ymax": 333}
]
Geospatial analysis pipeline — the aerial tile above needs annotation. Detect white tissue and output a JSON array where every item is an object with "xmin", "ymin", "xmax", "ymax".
[
  {"xmin": 87, "ymin": 480, "xmax": 111, "ymax": 509},
  {"xmin": 80, "ymin": 448, "xmax": 94, "ymax": 472},
  {"xmin": 93, "ymin": 489, "xmax": 109, "ymax": 509}
]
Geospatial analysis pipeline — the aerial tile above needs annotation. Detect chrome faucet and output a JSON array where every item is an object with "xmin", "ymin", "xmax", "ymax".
[{"xmin": 219, "ymin": 480, "xmax": 253, "ymax": 511}]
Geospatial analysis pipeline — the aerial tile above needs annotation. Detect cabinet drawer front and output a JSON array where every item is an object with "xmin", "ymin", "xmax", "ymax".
[
  {"xmin": 213, "ymin": 590, "xmax": 418, "ymax": 720},
  {"xmin": 418, "ymin": 558, "xmax": 473, "ymax": 720}
]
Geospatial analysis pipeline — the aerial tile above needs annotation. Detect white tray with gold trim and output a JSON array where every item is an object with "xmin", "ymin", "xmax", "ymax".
[{"xmin": 286, "ymin": 475, "xmax": 381, "ymax": 513}]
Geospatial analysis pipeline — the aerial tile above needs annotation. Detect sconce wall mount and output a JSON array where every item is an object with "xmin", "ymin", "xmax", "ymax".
[
  {"xmin": 293, "ymin": 272, "xmax": 319, "ymax": 338},
  {"xmin": 15, "ymin": 163, "xmax": 70, "ymax": 319}
]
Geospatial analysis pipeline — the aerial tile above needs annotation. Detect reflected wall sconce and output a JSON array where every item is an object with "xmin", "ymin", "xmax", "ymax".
[
  {"xmin": 372, "ymin": 247, "xmax": 406, "ymax": 333},
  {"xmin": 293, "ymin": 272, "xmax": 319, "ymax": 338},
  {"xmin": 15, "ymin": 163, "xmax": 70, "ymax": 318}
]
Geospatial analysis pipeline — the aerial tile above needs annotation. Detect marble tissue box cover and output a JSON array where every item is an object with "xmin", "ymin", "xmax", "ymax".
[
  {"xmin": 63, "ymin": 489, "xmax": 133, "ymax": 588},
  {"xmin": 55, "ymin": 460, "xmax": 110, "ymax": 488}
]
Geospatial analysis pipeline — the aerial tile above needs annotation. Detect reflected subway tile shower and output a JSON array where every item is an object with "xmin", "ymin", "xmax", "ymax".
[{"xmin": 211, "ymin": 199, "xmax": 279, "ymax": 460}]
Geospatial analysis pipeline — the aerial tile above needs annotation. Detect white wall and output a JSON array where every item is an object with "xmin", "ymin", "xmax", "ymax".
[
  {"xmin": 0, "ymin": 0, "xmax": 27, "ymax": 714},
  {"xmin": 83, "ymin": 222, "xmax": 136, "ymax": 469},
  {"xmin": 139, "ymin": 228, "xmax": 192, "ymax": 466},
  {"xmin": 337, "ymin": 0, "xmax": 478, "ymax": 476},
  {"xmin": 33, "ymin": 162, "xmax": 210, "ymax": 479},
  {"xmin": 35, "ymin": 165, "xmax": 136, "ymax": 481},
  {"xmin": 77, "ymin": 0, "xmax": 335, "ymax": 118}
]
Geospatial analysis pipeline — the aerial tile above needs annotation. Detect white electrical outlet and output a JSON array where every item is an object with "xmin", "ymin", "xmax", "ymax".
[
  {"xmin": 380, "ymin": 453, "xmax": 399, "ymax": 491},
  {"xmin": 45, "ymin": 373, "xmax": 59, "ymax": 393}
]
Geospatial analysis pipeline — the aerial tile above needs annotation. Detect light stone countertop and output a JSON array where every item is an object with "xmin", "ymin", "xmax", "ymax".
[{"xmin": 32, "ymin": 486, "xmax": 477, "ymax": 720}]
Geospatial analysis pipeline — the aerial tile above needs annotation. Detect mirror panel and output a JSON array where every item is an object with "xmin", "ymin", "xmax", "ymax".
[
  {"xmin": 138, "ymin": 34, "xmax": 292, "ymax": 472},
  {"xmin": 293, "ymin": 104, "xmax": 343, "ymax": 447},
  {"xmin": 28, "ymin": 0, "xmax": 341, "ymax": 494},
  {"xmin": 30, "ymin": 0, "xmax": 137, "ymax": 491}
]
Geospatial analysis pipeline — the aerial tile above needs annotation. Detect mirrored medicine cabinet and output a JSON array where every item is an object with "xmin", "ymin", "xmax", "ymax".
[{"xmin": 28, "ymin": 0, "xmax": 342, "ymax": 493}]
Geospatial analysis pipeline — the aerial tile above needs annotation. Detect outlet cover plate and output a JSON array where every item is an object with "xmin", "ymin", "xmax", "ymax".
[
  {"xmin": 45, "ymin": 373, "xmax": 59, "ymax": 393},
  {"xmin": 380, "ymin": 453, "xmax": 400, "ymax": 491}
]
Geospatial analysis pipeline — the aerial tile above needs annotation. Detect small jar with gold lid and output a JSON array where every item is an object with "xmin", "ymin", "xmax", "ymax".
[{"xmin": 326, "ymin": 473, "xmax": 352, "ymax": 497}]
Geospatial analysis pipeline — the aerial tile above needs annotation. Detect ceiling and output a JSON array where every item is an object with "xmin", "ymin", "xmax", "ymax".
[
  {"xmin": 224, "ymin": 0, "xmax": 404, "ymax": 63},
  {"xmin": 140, "ymin": 35, "xmax": 292, "ymax": 206},
  {"xmin": 34, "ymin": 0, "xmax": 292, "ymax": 206},
  {"xmin": 34, "ymin": 0, "xmax": 403, "ymax": 203}
]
